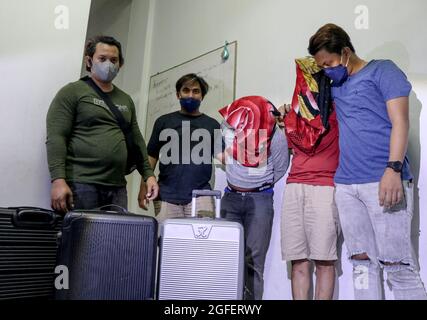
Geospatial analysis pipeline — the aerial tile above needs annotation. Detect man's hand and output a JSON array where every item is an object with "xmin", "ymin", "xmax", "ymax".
[
  {"xmin": 138, "ymin": 176, "xmax": 159, "ymax": 210},
  {"xmin": 379, "ymin": 169, "xmax": 404, "ymax": 208},
  {"xmin": 279, "ymin": 104, "xmax": 292, "ymax": 114},
  {"xmin": 146, "ymin": 176, "xmax": 159, "ymax": 200},
  {"xmin": 276, "ymin": 104, "xmax": 291, "ymax": 128},
  {"xmin": 51, "ymin": 179, "xmax": 73, "ymax": 213},
  {"xmin": 138, "ymin": 179, "xmax": 149, "ymax": 210}
]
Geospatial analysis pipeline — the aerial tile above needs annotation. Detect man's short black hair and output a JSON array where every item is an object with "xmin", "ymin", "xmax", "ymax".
[
  {"xmin": 176, "ymin": 73, "xmax": 209, "ymax": 98},
  {"xmin": 308, "ymin": 23, "xmax": 356, "ymax": 56},
  {"xmin": 84, "ymin": 35, "xmax": 124, "ymax": 72}
]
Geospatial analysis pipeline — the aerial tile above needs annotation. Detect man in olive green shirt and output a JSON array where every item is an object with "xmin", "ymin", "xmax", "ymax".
[{"xmin": 46, "ymin": 35, "xmax": 158, "ymax": 213}]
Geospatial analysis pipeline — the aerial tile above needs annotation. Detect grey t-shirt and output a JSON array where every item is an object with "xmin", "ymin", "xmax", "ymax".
[{"xmin": 222, "ymin": 122, "xmax": 289, "ymax": 189}]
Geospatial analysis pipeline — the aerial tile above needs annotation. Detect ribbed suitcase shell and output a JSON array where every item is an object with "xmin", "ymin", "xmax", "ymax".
[
  {"xmin": 56, "ymin": 211, "xmax": 157, "ymax": 300},
  {"xmin": 0, "ymin": 207, "xmax": 62, "ymax": 300},
  {"xmin": 158, "ymin": 218, "xmax": 244, "ymax": 300}
]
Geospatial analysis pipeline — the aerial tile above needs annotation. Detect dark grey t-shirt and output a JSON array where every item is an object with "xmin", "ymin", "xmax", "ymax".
[{"xmin": 147, "ymin": 111, "xmax": 221, "ymax": 205}]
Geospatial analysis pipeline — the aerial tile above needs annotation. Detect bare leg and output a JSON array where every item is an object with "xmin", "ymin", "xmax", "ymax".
[
  {"xmin": 291, "ymin": 259, "xmax": 311, "ymax": 300},
  {"xmin": 314, "ymin": 260, "xmax": 336, "ymax": 300}
]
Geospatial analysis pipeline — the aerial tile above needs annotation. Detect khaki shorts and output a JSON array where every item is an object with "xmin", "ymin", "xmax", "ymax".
[
  {"xmin": 154, "ymin": 196, "xmax": 215, "ymax": 224},
  {"xmin": 281, "ymin": 183, "xmax": 340, "ymax": 262}
]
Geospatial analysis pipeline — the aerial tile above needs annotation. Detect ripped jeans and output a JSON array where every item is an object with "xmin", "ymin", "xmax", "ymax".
[{"xmin": 336, "ymin": 181, "xmax": 427, "ymax": 300}]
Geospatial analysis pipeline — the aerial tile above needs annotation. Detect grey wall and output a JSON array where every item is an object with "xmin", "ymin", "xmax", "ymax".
[{"xmin": 80, "ymin": 0, "xmax": 133, "ymax": 87}]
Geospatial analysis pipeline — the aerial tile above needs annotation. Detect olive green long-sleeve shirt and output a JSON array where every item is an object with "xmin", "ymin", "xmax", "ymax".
[{"xmin": 46, "ymin": 79, "xmax": 154, "ymax": 187}]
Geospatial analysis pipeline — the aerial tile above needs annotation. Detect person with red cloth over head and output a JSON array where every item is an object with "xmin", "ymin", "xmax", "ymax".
[
  {"xmin": 218, "ymin": 96, "xmax": 289, "ymax": 300},
  {"xmin": 279, "ymin": 56, "xmax": 340, "ymax": 300}
]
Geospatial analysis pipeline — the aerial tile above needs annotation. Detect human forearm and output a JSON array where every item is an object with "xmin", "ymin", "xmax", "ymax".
[
  {"xmin": 148, "ymin": 156, "xmax": 158, "ymax": 170},
  {"xmin": 272, "ymin": 129, "xmax": 290, "ymax": 183},
  {"xmin": 388, "ymin": 121, "xmax": 409, "ymax": 163},
  {"xmin": 46, "ymin": 135, "xmax": 68, "ymax": 181},
  {"xmin": 137, "ymin": 141, "xmax": 155, "ymax": 181},
  {"xmin": 379, "ymin": 97, "xmax": 410, "ymax": 208},
  {"xmin": 130, "ymin": 113, "xmax": 155, "ymax": 180},
  {"xmin": 387, "ymin": 97, "xmax": 409, "ymax": 162},
  {"xmin": 46, "ymin": 116, "xmax": 72, "ymax": 180},
  {"xmin": 46, "ymin": 88, "xmax": 75, "ymax": 181}
]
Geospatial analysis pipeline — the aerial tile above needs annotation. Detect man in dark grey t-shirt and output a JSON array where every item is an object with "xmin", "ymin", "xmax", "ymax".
[{"xmin": 142, "ymin": 74, "xmax": 223, "ymax": 222}]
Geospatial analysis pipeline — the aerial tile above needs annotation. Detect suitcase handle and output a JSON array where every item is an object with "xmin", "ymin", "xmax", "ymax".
[
  {"xmin": 192, "ymin": 190, "xmax": 221, "ymax": 199},
  {"xmin": 96, "ymin": 205, "xmax": 128, "ymax": 214},
  {"xmin": 12, "ymin": 208, "xmax": 58, "ymax": 228},
  {"xmin": 191, "ymin": 190, "xmax": 221, "ymax": 219},
  {"xmin": 9, "ymin": 206, "xmax": 49, "ymax": 211}
]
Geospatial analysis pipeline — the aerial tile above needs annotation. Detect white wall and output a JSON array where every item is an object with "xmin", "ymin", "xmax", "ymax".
[
  {"xmin": 138, "ymin": 0, "xmax": 427, "ymax": 299},
  {"xmin": 119, "ymin": 0, "xmax": 154, "ymax": 212},
  {"xmin": 0, "ymin": 0, "xmax": 91, "ymax": 208}
]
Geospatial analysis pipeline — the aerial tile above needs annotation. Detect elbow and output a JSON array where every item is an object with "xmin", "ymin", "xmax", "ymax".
[{"xmin": 391, "ymin": 118, "xmax": 410, "ymax": 133}]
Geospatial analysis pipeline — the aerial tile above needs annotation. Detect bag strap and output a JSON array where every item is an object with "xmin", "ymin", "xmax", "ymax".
[
  {"xmin": 82, "ymin": 76, "xmax": 131, "ymax": 135},
  {"xmin": 82, "ymin": 76, "xmax": 142, "ymax": 174}
]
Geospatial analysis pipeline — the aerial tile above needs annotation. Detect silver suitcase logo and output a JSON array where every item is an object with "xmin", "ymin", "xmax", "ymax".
[{"xmin": 192, "ymin": 224, "xmax": 213, "ymax": 239}]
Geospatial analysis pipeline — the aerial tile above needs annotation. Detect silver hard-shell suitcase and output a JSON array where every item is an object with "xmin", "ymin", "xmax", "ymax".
[{"xmin": 157, "ymin": 190, "xmax": 244, "ymax": 300}]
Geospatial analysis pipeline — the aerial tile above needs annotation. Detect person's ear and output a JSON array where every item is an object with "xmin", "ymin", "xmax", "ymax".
[
  {"xmin": 343, "ymin": 47, "xmax": 351, "ymax": 58},
  {"xmin": 176, "ymin": 92, "xmax": 181, "ymax": 100},
  {"xmin": 86, "ymin": 56, "xmax": 93, "ymax": 70}
]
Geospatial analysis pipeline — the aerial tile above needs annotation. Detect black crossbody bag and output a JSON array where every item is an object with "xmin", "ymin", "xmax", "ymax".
[{"xmin": 82, "ymin": 76, "xmax": 140, "ymax": 174}]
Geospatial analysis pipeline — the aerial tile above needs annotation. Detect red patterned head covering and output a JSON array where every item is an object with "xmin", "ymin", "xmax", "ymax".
[
  {"xmin": 219, "ymin": 96, "xmax": 277, "ymax": 167},
  {"xmin": 284, "ymin": 57, "xmax": 331, "ymax": 155}
]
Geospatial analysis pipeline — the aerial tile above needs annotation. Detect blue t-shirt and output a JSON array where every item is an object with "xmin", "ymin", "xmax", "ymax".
[{"xmin": 332, "ymin": 59, "xmax": 413, "ymax": 184}]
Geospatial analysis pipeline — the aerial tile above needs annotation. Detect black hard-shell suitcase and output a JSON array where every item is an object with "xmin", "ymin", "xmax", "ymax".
[
  {"xmin": 56, "ymin": 207, "xmax": 158, "ymax": 300},
  {"xmin": 0, "ymin": 207, "xmax": 63, "ymax": 300}
]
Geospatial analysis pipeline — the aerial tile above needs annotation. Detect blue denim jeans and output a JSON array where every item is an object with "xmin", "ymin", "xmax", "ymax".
[
  {"xmin": 69, "ymin": 182, "xmax": 128, "ymax": 210},
  {"xmin": 220, "ymin": 189, "xmax": 274, "ymax": 300},
  {"xmin": 335, "ymin": 181, "xmax": 427, "ymax": 300}
]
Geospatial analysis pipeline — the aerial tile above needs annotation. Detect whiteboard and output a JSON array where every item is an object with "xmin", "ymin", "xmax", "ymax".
[{"xmin": 145, "ymin": 41, "xmax": 237, "ymax": 138}]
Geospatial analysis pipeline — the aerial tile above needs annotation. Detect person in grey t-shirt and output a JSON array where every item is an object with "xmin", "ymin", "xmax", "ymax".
[{"xmin": 218, "ymin": 96, "xmax": 289, "ymax": 300}]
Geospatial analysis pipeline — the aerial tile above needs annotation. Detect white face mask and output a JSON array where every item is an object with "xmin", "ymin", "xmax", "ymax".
[{"xmin": 91, "ymin": 60, "xmax": 119, "ymax": 83}]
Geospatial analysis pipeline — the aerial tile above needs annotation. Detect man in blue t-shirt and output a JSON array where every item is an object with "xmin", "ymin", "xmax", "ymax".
[{"xmin": 308, "ymin": 23, "xmax": 426, "ymax": 300}]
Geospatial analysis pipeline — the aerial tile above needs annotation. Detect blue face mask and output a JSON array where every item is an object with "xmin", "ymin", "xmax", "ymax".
[
  {"xmin": 324, "ymin": 53, "xmax": 351, "ymax": 87},
  {"xmin": 180, "ymin": 97, "xmax": 201, "ymax": 113}
]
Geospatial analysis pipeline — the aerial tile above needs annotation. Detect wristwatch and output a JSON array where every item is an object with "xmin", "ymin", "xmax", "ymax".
[{"xmin": 386, "ymin": 161, "xmax": 403, "ymax": 173}]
